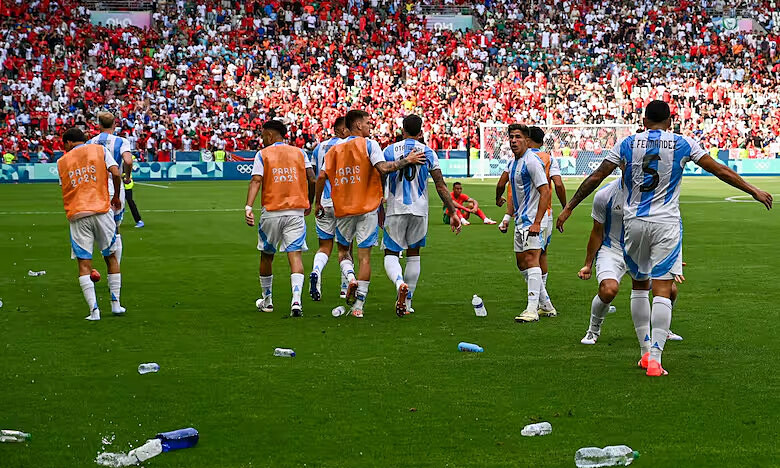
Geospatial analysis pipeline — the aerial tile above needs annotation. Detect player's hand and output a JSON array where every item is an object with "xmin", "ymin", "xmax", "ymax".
[
  {"xmin": 405, "ymin": 149, "xmax": 424, "ymax": 165},
  {"xmin": 110, "ymin": 196, "xmax": 121, "ymax": 212},
  {"xmin": 556, "ymin": 207, "xmax": 572, "ymax": 233},
  {"xmin": 123, "ymin": 175, "xmax": 131, "ymax": 184},
  {"xmin": 578, "ymin": 265, "xmax": 592, "ymax": 280},
  {"xmin": 450, "ymin": 215, "xmax": 462, "ymax": 234},
  {"xmin": 496, "ymin": 196, "xmax": 506, "ymax": 207},
  {"xmin": 674, "ymin": 274, "xmax": 685, "ymax": 284},
  {"xmin": 498, "ymin": 219, "xmax": 509, "ymax": 233},
  {"xmin": 315, "ymin": 204, "xmax": 324, "ymax": 219},
  {"xmin": 304, "ymin": 206, "xmax": 312, "ymax": 216},
  {"xmin": 752, "ymin": 189, "xmax": 773, "ymax": 210},
  {"xmin": 245, "ymin": 207, "xmax": 255, "ymax": 226},
  {"xmin": 529, "ymin": 222, "xmax": 541, "ymax": 236}
]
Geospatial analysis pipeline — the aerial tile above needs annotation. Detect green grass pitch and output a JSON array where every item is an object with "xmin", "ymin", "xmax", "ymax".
[{"xmin": 0, "ymin": 177, "xmax": 778, "ymax": 468}]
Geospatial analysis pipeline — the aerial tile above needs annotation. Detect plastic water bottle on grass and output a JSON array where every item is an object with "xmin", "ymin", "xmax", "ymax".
[
  {"xmin": 138, "ymin": 363, "xmax": 160, "ymax": 374},
  {"xmin": 274, "ymin": 348, "xmax": 295, "ymax": 357},
  {"xmin": 575, "ymin": 445, "xmax": 639, "ymax": 467},
  {"xmin": 457, "ymin": 342, "xmax": 483, "ymax": 352},
  {"xmin": 155, "ymin": 427, "xmax": 199, "ymax": 451},
  {"xmin": 1, "ymin": 430, "xmax": 31, "ymax": 442},
  {"xmin": 472, "ymin": 295, "xmax": 487, "ymax": 316},
  {"xmin": 520, "ymin": 422, "xmax": 552, "ymax": 436},
  {"xmin": 127, "ymin": 438, "xmax": 162, "ymax": 463}
]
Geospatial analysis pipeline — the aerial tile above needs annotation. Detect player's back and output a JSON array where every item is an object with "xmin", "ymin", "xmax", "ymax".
[
  {"xmin": 88, "ymin": 132, "xmax": 132, "ymax": 166},
  {"xmin": 257, "ymin": 142, "xmax": 310, "ymax": 212},
  {"xmin": 592, "ymin": 179, "xmax": 624, "ymax": 251},
  {"xmin": 57, "ymin": 144, "xmax": 112, "ymax": 220},
  {"xmin": 382, "ymin": 139, "xmax": 439, "ymax": 217},
  {"xmin": 611, "ymin": 130, "xmax": 705, "ymax": 224},
  {"xmin": 323, "ymin": 136, "xmax": 384, "ymax": 217}
]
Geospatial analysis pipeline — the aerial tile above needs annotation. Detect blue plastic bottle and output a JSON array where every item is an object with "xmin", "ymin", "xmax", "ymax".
[
  {"xmin": 155, "ymin": 428, "xmax": 199, "ymax": 452},
  {"xmin": 458, "ymin": 342, "xmax": 484, "ymax": 352}
]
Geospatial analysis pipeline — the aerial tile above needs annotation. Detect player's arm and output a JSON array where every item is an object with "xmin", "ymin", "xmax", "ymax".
[
  {"xmin": 495, "ymin": 171, "xmax": 509, "ymax": 206},
  {"xmin": 696, "ymin": 155, "xmax": 773, "ymax": 209},
  {"xmin": 109, "ymin": 164, "xmax": 122, "ymax": 211},
  {"xmin": 373, "ymin": 147, "xmax": 424, "ymax": 175},
  {"xmin": 245, "ymin": 151, "xmax": 264, "ymax": 226},
  {"xmin": 556, "ymin": 159, "xmax": 617, "ymax": 232},
  {"xmin": 430, "ymin": 168, "xmax": 461, "ymax": 233},
  {"xmin": 121, "ymin": 150, "xmax": 133, "ymax": 183},
  {"xmin": 314, "ymin": 171, "xmax": 327, "ymax": 217},
  {"xmin": 467, "ymin": 196, "xmax": 479, "ymax": 212},
  {"xmin": 552, "ymin": 175, "xmax": 567, "ymax": 209},
  {"xmin": 531, "ymin": 183, "xmax": 551, "ymax": 236},
  {"xmin": 499, "ymin": 188, "xmax": 513, "ymax": 233},
  {"xmin": 579, "ymin": 220, "xmax": 604, "ymax": 280}
]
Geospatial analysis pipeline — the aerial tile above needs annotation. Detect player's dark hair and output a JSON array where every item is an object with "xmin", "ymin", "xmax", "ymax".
[
  {"xmin": 345, "ymin": 110, "xmax": 369, "ymax": 131},
  {"xmin": 62, "ymin": 127, "xmax": 87, "ymax": 144},
  {"xmin": 645, "ymin": 100, "xmax": 671, "ymax": 123},
  {"xmin": 508, "ymin": 123, "xmax": 529, "ymax": 136},
  {"xmin": 453, "ymin": 181, "xmax": 462, "ymax": 187},
  {"xmin": 333, "ymin": 116, "xmax": 346, "ymax": 130},
  {"xmin": 402, "ymin": 114, "xmax": 423, "ymax": 137},
  {"xmin": 262, "ymin": 119, "xmax": 288, "ymax": 137},
  {"xmin": 528, "ymin": 126, "xmax": 545, "ymax": 145}
]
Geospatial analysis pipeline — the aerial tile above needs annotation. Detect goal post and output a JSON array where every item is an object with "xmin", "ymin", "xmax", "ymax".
[{"xmin": 476, "ymin": 124, "xmax": 635, "ymax": 178}]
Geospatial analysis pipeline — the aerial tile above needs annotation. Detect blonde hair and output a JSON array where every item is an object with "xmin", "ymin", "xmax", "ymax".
[{"xmin": 97, "ymin": 112, "xmax": 116, "ymax": 130}]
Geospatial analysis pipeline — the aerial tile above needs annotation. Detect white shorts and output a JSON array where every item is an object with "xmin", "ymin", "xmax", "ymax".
[
  {"xmin": 109, "ymin": 184, "xmax": 126, "ymax": 226},
  {"xmin": 336, "ymin": 211, "xmax": 378, "ymax": 249},
  {"xmin": 513, "ymin": 224, "xmax": 545, "ymax": 252},
  {"xmin": 69, "ymin": 212, "xmax": 117, "ymax": 260},
  {"xmin": 541, "ymin": 212, "xmax": 553, "ymax": 250},
  {"xmin": 315, "ymin": 206, "xmax": 336, "ymax": 240},
  {"xmin": 595, "ymin": 246, "xmax": 627, "ymax": 284},
  {"xmin": 623, "ymin": 218, "xmax": 682, "ymax": 281},
  {"xmin": 381, "ymin": 214, "xmax": 427, "ymax": 252},
  {"xmin": 257, "ymin": 215, "xmax": 308, "ymax": 254}
]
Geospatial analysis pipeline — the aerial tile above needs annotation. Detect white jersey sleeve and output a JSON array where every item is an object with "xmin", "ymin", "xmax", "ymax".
[
  {"xmin": 251, "ymin": 150, "xmax": 263, "ymax": 176},
  {"xmin": 104, "ymin": 147, "xmax": 118, "ymax": 170},
  {"xmin": 549, "ymin": 157, "xmax": 561, "ymax": 178},
  {"xmin": 367, "ymin": 138, "xmax": 385, "ymax": 166},
  {"xmin": 591, "ymin": 186, "xmax": 609, "ymax": 225},
  {"xmin": 300, "ymin": 148, "xmax": 312, "ymax": 169}
]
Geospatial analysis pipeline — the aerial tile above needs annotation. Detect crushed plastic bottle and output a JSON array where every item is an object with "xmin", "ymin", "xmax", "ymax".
[
  {"xmin": 274, "ymin": 348, "xmax": 295, "ymax": 357},
  {"xmin": 27, "ymin": 270, "xmax": 46, "ymax": 277},
  {"xmin": 128, "ymin": 438, "xmax": 163, "ymax": 462},
  {"xmin": 521, "ymin": 422, "xmax": 552, "ymax": 436},
  {"xmin": 137, "ymin": 363, "xmax": 160, "ymax": 374},
  {"xmin": 575, "ymin": 445, "xmax": 639, "ymax": 467},
  {"xmin": 155, "ymin": 428, "xmax": 199, "ymax": 451},
  {"xmin": 472, "ymin": 295, "xmax": 487, "ymax": 316},
  {"xmin": 457, "ymin": 342, "xmax": 483, "ymax": 353},
  {"xmin": 1, "ymin": 430, "xmax": 31, "ymax": 442},
  {"xmin": 331, "ymin": 306, "xmax": 346, "ymax": 317}
]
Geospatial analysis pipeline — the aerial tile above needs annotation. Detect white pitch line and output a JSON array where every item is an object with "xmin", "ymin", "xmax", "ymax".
[
  {"xmin": 725, "ymin": 194, "xmax": 780, "ymax": 203},
  {"xmin": 134, "ymin": 182, "xmax": 170, "ymax": 189}
]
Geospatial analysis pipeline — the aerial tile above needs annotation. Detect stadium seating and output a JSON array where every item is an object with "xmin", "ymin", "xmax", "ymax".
[{"xmin": 0, "ymin": 0, "xmax": 779, "ymax": 161}]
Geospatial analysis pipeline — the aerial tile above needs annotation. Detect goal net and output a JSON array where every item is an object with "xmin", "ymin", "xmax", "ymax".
[{"xmin": 476, "ymin": 124, "xmax": 635, "ymax": 178}]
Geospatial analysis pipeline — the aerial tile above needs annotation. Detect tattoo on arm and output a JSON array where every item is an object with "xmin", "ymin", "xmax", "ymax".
[{"xmin": 567, "ymin": 161, "xmax": 617, "ymax": 210}]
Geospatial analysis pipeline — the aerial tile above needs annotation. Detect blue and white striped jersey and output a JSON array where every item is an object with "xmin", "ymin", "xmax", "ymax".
[
  {"xmin": 591, "ymin": 179, "xmax": 624, "ymax": 252},
  {"xmin": 87, "ymin": 132, "xmax": 132, "ymax": 197},
  {"xmin": 382, "ymin": 139, "xmax": 440, "ymax": 216},
  {"xmin": 504, "ymin": 149, "xmax": 548, "ymax": 228},
  {"xmin": 605, "ymin": 130, "xmax": 706, "ymax": 224},
  {"xmin": 312, "ymin": 137, "xmax": 344, "ymax": 208}
]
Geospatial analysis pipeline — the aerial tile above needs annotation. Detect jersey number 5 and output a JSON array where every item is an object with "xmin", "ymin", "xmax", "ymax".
[{"xmin": 640, "ymin": 153, "xmax": 660, "ymax": 193}]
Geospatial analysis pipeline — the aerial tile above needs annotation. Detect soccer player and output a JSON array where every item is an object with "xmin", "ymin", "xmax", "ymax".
[
  {"xmin": 87, "ymin": 112, "xmax": 134, "ymax": 262},
  {"xmin": 309, "ymin": 116, "xmax": 348, "ymax": 301},
  {"xmin": 557, "ymin": 100, "xmax": 773, "ymax": 376},
  {"xmin": 244, "ymin": 120, "xmax": 316, "ymax": 317},
  {"xmin": 578, "ymin": 178, "xmax": 684, "ymax": 345},
  {"xmin": 495, "ymin": 124, "xmax": 551, "ymax": 323},
  {"xmin": 450, "ymin": 182, "xmax": 496, "ymax": 225},
  {"xmin": 57, "ymin": 128, "xmax": 125, "ymax": 320},
  {"xmin": 381, "ymin": 115, "xmax": 461, "ymax": 316},
  {"xmin": 314, "ymin": 109, "xmax": 422, "ymax": 318}
]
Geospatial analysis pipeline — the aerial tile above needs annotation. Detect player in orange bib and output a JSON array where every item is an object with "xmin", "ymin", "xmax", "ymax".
[
  {"xmin": 245, "ymin": 120, "xmax": 316, "ymax": 317},
  {"xmin": 314, "ymin": 109, "xmax": 423, "ymax": 318},
  {"xmin": 57, "ymin": 128, "xmax": 124, "ymax": 321}
]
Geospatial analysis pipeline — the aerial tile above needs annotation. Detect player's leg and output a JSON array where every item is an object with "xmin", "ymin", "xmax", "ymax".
[
  {"xmin": 281, "ymin": 216, "xmax": 307, "ymax": 317},
  {"xmin": 97, "ymin": 211, "xmax": 124, "ymax": 316},
  {"xmin": 623, "ymin": 218, "xmax": 654, "ymax": 367},
  {"xmin": 336, "ymin": 216, "xmax": 359, "ymax": 305},
  {"xmin": 457, "ymin": 208, "xmax": 471, "ymax": 225},
  {"xmin": 381, "ymin": 215, "xmax": 410, "ymax": 316},
  {"xmin": 311, "ymin": 207, "xmax": 336, "ymax": 301},
  {"xmin": 113, "ymin": 188, "xmax": 126, "ymax": 262},
  {"xmin": 647, "ymin": 279, "xmax": 674, "ymax": 376},
  {"xmin": 125, "ymin": 188, "xmax": 144, "ymax": 227},
  {"xmin": 70, "ymin": 216, "xmax": 100, "ymax": 320},
  {"xmin": 513, "ymin": 228, "xmax": 544, "ymax": 322},
  {"xmin": 256, "ymin": 217, "xmax": 278, "ymax": 313},
  {"xmin": 350, "ymin": 212, "xmax": 379, "ymax": 318},
  {"xmin": 667, "ymin": 282, "xmax": 683, "ymax": 341},
  {"xmin": 537, "ymin": 249, "xmax": 557, "ymax": 317},
  {"xmin": 401, "ymin": 215, "xmax": 426, "ymax": 314},
  {"xmin": 582, "ymin": 248, "xmax": 626, "ymax": 344}
]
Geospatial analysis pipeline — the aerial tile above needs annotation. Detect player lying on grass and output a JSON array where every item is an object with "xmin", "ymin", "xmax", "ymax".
[
  {"xmin": 380, "ymin": 115, "xmax": 461, "ymax": 316},
  {"xmin": 557, "ymin": 100, "xmax": 773, "ymax": 376},
  {"xmin": 245, "ymin": 120, "xmax": 316, "ymax": 317},
  {"xmin": 57, "ymin": 127, "xmax": 125, "ymax": 320},
  {"xmin": 577, "ymin": 178, "xmax": 682, "ymax": 345},
  {"xmin": 449, "ymin": 182, "xmax": 496, "ymax": 225}
]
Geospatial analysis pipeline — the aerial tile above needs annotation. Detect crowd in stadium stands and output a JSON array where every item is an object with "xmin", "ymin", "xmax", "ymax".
[{"xmin": 1, "ymin": 0, "xmax": 780, "ymax": 163}]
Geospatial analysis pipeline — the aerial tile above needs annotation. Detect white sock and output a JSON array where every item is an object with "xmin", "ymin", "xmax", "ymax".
[
  {"xmin": 339, "ymin": 260, "xmax": 356, "ymax": 283},
  {"xmin": 650, "ymin": 296, "xmax": 673, "ymax": 364},
  {"xmin": 108, "ymin": 273, "xmax": 122, "ymax": 311},
  {"xmin": 383, "ymin": 255, "xmax": 404, "ymax": 290},
  {"xmin": 260, "ymin": 275, "xmax": 273, "ymax": 299},
  {"xmin": 340, "ymin": 272, "xmax": 348, "ymax": 293},
  {"xmin": 404, "ymin": 256, "xmax": 421, "ymax": 307},
  {"xmin": 631, "ymin": 289, "xmax": 652, "ymax": 355},
  {"xmin": 312, "ymin": 252, "xmax": 328, "ymax": 275},
  {"xmin": 539, "ymin": 272, "xmax": 553, "ymax": 308},
  {"xmin": 589, "ymin": 294, "xmax": 611, "ymax": 334},
  {"xmin": 354, "ymin": 280, "xmax": 369, "ymax": 310},
  {"xmin": 115, "ymin": 234, "xmax": 122, "ymax": 263},
  {"xmin": 290, "ymin": 273, "xmax": 304, "ymax": 304},
  {"xmin": 524, "ymin": 267, "xmax": 542, "ymax": 311},
  {"xmin": 79, "ymin": 275, "xmax": 98, "ymax": 312}
]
